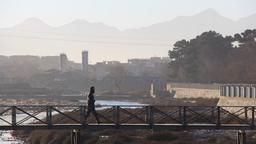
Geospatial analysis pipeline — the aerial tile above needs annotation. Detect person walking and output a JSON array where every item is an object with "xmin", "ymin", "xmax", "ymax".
[{"xmin": 85, "ymin": 86, "xmax": 100, "ymax": 124}]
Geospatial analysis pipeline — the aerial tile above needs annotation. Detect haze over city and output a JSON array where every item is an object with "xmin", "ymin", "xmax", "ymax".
[{"xmin": 0, "ymin": 0, "xmax": 256, "ymax": 63}]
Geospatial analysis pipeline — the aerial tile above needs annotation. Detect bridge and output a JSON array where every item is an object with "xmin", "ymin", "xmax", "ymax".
[
  {"xmin": 0, "ymin": 105, "xmax": 254, "ymax": 130},
  {"xmin": 0, "ymin": 105, "xmax": 253, "ymax": 144}
]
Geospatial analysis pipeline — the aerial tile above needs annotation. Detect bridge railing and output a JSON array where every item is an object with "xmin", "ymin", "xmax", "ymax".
[{"xmin": 0, "ymin": 105, "xmax": 254, "ymax": 130}]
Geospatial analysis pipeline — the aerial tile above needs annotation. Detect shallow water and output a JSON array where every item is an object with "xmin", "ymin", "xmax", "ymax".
[{"xmin": 96, "ymin": 100, "xmax": 144, "ymax": 106}]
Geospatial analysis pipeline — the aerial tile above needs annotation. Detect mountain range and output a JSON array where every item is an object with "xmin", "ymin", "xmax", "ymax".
[{"xmin": 0, "ymin": 9, "xmax": 255, "ymax": 63}]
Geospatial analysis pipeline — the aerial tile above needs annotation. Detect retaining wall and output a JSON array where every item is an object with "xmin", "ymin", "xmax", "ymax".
[{"xmin": 166, "ymin": 82, "xmax": 220, "ymax": 99}]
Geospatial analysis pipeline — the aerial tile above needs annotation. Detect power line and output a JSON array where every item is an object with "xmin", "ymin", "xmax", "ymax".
[{"xmin": 0, "ymin": 34, "xmax": 169, "ymax": 47}]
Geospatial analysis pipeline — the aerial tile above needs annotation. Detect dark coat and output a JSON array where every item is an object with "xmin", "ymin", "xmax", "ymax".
[{"xmin": 88, "ymin": 93, "xmax": 95, "ymax": 107}]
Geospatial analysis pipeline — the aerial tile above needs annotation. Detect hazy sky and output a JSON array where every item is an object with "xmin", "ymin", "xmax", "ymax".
[
  {"xmin": 0, "ymin": 0, "xmax": 256, "ymax": 63},
  {"xmin": 0, "ymin": 0, "xmax": 256, "ymax": 30}
]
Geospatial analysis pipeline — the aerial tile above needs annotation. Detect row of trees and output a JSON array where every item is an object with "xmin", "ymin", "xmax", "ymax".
[{"xmin": 168, "ymin": 29, "xmax": 256, "ymax": 83}]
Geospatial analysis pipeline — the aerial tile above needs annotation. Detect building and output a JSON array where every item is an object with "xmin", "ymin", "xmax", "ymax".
[
  {"xmin": 128, "ymin": 57, "xmax": 170, "ymax": 66},
  {"xmin": 60, "ymin": 53, "xmax": 68, "ymax": 72},
  {"xmin": 82, "ymin": 51, "xmax": 88, "ymax": 73}
]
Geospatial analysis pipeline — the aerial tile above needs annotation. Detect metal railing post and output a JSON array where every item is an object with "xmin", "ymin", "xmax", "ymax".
[
  {"xmin": 245, "ymin": 107, "xmax": 248, "ymax": 119},
  {"xmin": 217, "ymin": 106, "xmax": 221, "ymax": 128},
  {"xmin": 145, "ymin": 106, "xmax": 148, "ymax": 123},
  {"xmin": 114, "ymin": 106, "xmax": 120, "ymax": 128},
  {"xmin": 47, "ymin": 106, "xmax": 52, "ymax": 127},
  {"xmin": 211, "ymin": 106, "xmax": 215, "ymax": 121},
  {"xmin": 148, "ymin": 106, "xmax": 154, "ymax": 128},
  {"xmin": 251, "ymin": 107, "xmax": 255, "ymax": 129},
  {"xmin": 80, "ymin": 106, "xmax": 86, "ymax": 126},
  {"xmin": 11, "ymin": 106, "xmax": 16, "ymax": 127},
  {"xmin": 182, "ymin": 106, "xmax": 186, "ymax": 128},
  {"xmin": 179, "ymin": 106, "xmax": 182, "ymax": 123}
]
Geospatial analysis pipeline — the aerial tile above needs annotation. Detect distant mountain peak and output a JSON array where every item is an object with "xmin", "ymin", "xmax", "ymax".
[
  {"xmin": 24, "ymin": 17, "xmax": 46, "ymax": 23},
  {"xmin": 14, "ymin": 17, "xmax": 51, "ymax": 31},
  {"xmin": 203, "ymin": 8, "xmax": 218, "ymax": 13},
  {"xmin": 195, "ymin": 8, "xmax": 221, "ymax": 17},
  {"xmin": 69, "ymin": 19, "xmax": 90, "ymax": 24},
  {"xmin": 57, "ymin": 18, "xmax": 119, "ymax": 32}
]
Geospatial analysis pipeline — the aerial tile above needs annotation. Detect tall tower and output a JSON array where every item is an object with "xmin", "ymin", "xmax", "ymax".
[
  {"xmin": 82, "ymin": 51, "xmax": 88, "ymax": 73},
  {"xmin": 60, "ymin": 53, "xmax": 68, "ymax": 72}
]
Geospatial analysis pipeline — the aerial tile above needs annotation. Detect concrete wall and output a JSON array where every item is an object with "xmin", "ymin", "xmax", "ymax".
[
  {"xmin": 166, "ymin": 82, "xmax": 256, "ymax": 117},
  {"xmin": 220, "ymin": 84, "xmax": 256, "ymax": 98},
  {"xmin": 167, "ymin": 83, "xmax": 256, "ymax": 107},
  {"xmin": 171, "ymin": 87, "xmax": 220, "ymax": 98},
  {"xmin": 166, "ymin": 82, "xmax": 220, "ymax": 99}
]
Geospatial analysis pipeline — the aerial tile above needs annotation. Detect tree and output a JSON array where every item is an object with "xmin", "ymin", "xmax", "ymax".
[{"xmin": 168, "ymin": 31, "xmax": 233, "ymax": 83}]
